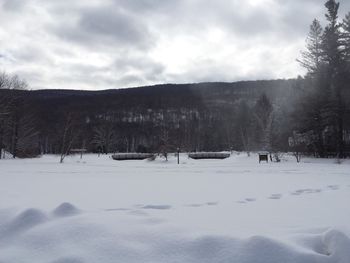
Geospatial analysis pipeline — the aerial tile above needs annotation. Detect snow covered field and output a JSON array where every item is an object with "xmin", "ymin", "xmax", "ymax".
[{"xmin": 0, "ymin": 153, "xmax": 350, "ymax": 263}]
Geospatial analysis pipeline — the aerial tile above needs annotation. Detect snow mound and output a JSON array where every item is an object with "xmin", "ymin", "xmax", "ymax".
[
  {"xmin": 237, "ymin": 236, "xmax": 316, "ymax": 263},
  {"xmin": 322, "ymin": 229, "xmax": 350, "ymax": 263},
  {"xmin": 2, "ymin": 208, "xmax": 47, "ymax": 237},
  {"xmin": 1, "ymin": 208, "xmax": 350, "ymax": 262},
  {"xmin": 11, "ymin": 208, "xmax": 47, "ymax": 229},
  {"xmin": 51, "ymin": 257, "xmax": 84, "ymax": 263},
  {"xmin": 53, "ymin": 202, "xmax": 80, "ymax": 217},
  {"xmin": 296, "ymin": 228, "xmax": 350, "ymax": 262},
  {"xmin": 150, "ymin": 233, "xmax": 350, "ymax": 263}
]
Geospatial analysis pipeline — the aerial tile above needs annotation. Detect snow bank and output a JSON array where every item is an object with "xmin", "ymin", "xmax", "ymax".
[
  {"xmin": 0, "ymin": 205, "xmax": 350, "ymax": 262},
  {"xmin": 0, "ymin": 154, "xmax": 349, "ymax": 262}
]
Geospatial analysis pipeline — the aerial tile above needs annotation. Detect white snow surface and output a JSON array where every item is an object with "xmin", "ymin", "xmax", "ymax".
[{"xmin": 0, "ymin": 153, "xmax": 350, "ymax": 263}]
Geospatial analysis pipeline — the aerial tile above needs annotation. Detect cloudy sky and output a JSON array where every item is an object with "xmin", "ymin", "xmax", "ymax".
[{"xmin": 0, "ymin": 0, "xmax": 349, "ymax": 90}]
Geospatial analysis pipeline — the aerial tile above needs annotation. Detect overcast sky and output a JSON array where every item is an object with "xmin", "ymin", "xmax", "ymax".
[{"xmin": 0, "ymin": 0, "xmax": 349, "ymax": 90}]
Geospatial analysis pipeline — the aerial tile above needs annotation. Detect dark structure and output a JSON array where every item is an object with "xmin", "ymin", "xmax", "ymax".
[
  {"xmin": 259, "ymin": 152, "xmax": 269, "ymax": 163},
  {"xmin": 188, "ymin": 152, "xmax": 230, "ymax": 160},
  {"xmin": 112, "ymin": 153, "xmax": 155, "ymax": 160}
]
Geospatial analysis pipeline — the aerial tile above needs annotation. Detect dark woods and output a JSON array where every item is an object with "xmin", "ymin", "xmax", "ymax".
[
  {"xmin": 294, "ymin": 0, "xmax": 350, "ymax": 158},
  {"xmin": 0, "ymin": 0, "xmax": 349, "ymax": 159},
  {"xmin": 0, "ymin": 80, "xmax": 298, "ymax": 158},
  {"xmin": 0, "ymin": 73, "xmax": 35, "ymax": 159}
]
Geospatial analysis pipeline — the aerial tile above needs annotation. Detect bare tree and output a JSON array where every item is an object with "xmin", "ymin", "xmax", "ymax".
[
  {"xmin": 92, "ymin": 123, "xmax": 118, "ymax": 154},
  {"xmin": 59, "ymin": 113, "xmax": 79, "ymax": 163},
  {"xmin": 289, "ymin": 132, "xmax": 305, "ymax": 163},
  {"xmin": 0, "ymin": 72, "xmax": 29, "ymax": 158},
  {"xmin": 12, "ymin": 113, "xmax": 39, "ymax": 158},
  {"xmin": 0, "ymin": 73, "xmax": 14, "ymax": 157},
  {"xmin": 0, "ymin": 107, "xmax": 10, "ymax": 159},
  {"xmin": 240, "ymin": 127, "xmax": 251, "ymax": 157},
  {"xmin": 157, "ymin": 126, "xmax": 175, "ymax": 161}
]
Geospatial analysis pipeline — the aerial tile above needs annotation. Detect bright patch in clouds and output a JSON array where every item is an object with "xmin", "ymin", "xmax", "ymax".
[{"xmin": 0, "ymin": 0, "xmax": 349, "ymax": 90}]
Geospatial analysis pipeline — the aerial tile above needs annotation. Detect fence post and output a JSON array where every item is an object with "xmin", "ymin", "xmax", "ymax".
[{"xmin": 177, "ymin": 148, "xmax": 180, "ymax": 164}]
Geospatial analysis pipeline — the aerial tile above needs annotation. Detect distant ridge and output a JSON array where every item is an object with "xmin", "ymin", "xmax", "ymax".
[{"xmin": 24, "ymin": 79, "xmax": 296, "ymax": 99}]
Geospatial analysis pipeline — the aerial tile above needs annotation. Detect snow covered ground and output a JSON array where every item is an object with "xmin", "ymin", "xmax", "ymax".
[{"xmin": 0, "ymin": 153, "xmax": 349, "ymax": 263}]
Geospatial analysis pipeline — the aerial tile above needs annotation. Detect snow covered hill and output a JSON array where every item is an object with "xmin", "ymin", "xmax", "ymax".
[{"xmin": 0, "ymin": 153, "xmax": 349, "ymax": 262}]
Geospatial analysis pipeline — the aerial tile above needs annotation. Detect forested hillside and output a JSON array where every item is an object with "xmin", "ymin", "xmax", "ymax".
[{"xmin": 0, "ymin": 79, "xmax": 304, "ymax": 157}]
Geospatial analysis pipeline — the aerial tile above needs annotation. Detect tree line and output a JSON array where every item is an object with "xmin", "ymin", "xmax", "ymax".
[{"xmin": 0, "ymin": 79, "xmax": 297, "ymax": 159}]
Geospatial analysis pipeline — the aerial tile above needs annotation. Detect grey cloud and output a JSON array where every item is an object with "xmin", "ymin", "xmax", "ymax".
[
  {"xmin": 1, "ymin": 0, "xmax": 27, "ymax": 12},
  {"xmin": 114, "ymin": 0, "xmax": 179, "ymax": 13},
  {"xmin": 110, "ymin": 0, "xmax": 301, "ymax": 41},
  {"xmin": 52, "ymin": 5, "xmax": 154, "ymax": 51},
  {"xmin": 11, "ymin": 69, "xmax": 44, "ymax": 87},
  {"xmin": 144, "ymin": 64, "xmax": 165, "ymax": 81},
  {"xmin": 115, "ymin": 1, "xmax": 276, "ymax": 38},
  {"xmin": 279, "ymin": 0, "xmax": 350, "ymax": 22},
  {"xmin": 12, "ymin": 46, "xmax": 53, "ymax": 65},
  {"xmin": 66, "ymin": 64, "xmax": 108, "ymax": 76},
  {"xmin": 47, "ymin": 68, "xmax": 118, "ymax": 90},
  {"xmin": 164, "ymin": 57, "xmax": 233, "ymax": 84},
  {"xmin": 2, "ymin": 0, "xmax": 350, "ymax": 90},
  {"xmin": 223, "ymin": 8, "xmax": 275, "ymax": 37},
  {"xmin": 277, "ymin": 0, "xmax": 350, "ymax": 38},
  {"xmin": 168, "ymin": 65, "xmax": 275, "ymax": 84},
  {"xmin": 47, "ymin": 58, "xmax": 164, "ymax": 89},
  {"xmin": 203, "ymin": 1, "xmax": 313, "ymax": 40},
  {"xmin": 165, "ymin": 51, "xmax": 293, "ymax": 84},
  {"xmin": 117, "ymin": 74, "xmax": 144, "ymax": 87},
  {"xmin": 114, "ymin": 56, "xmax": 165, "ymax": 78},
  {"xmin": 79, "ymin": 8, "xmax": 152, "ymax": 47},
  {"xmin": 217, "ymin": 0, "xmax": 350, "ymax": 41}
]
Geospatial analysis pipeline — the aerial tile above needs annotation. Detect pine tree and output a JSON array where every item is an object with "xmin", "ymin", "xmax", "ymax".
[
  {"xmin": 323, "ymin": 0, "xmax": 342, "ymax": 76},
  {"xmin": 254, "ymin": 94, "xmax": 274, "ymax": 152},
  {"xmin": 298, "ymin": 19, "xmax": 324, "ymax": 74},
  {"xmin": 295, "ymin": 0, "xmax": 348, "ymax": 158},
  {"xmin": 342, "ymin": 12, "xmax": 350, "ymax": 67},
  {"xmin": 341, "ymin": 12, "xmax": 350, "ymax": 155},
  {"xmin": 322, "ymin": 0, "xmax": 344, "ymax": 157}
]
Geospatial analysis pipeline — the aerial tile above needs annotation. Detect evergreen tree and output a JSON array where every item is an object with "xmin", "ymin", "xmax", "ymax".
[
  {"xmin": 342, "ymin": 12, "xmax": 350, "ymax": 67},
  {"xmin": 295, "ymin": 0, "xmax": 350, "ymax": 157},
  {"xmin": 341, "ymin": 12, "xmax": 350, "ymax": 153},
  {"xmin": 322, "ymin": 0, "xmax": 344, "ymax": 157},
  {"xmin": 236, "ymin": 101, "xmax": 252, "ymax": 155},
  {"xmin": 254, "ymin": 94, "xmax": 274, "ymax": 151},
  {"xmin": 298, "ymin": 19, "xmax": 324, "ymax": 74},
  {"xmin": 323, "ymin": 0, "xmax": 342, "ymax": 76}
]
